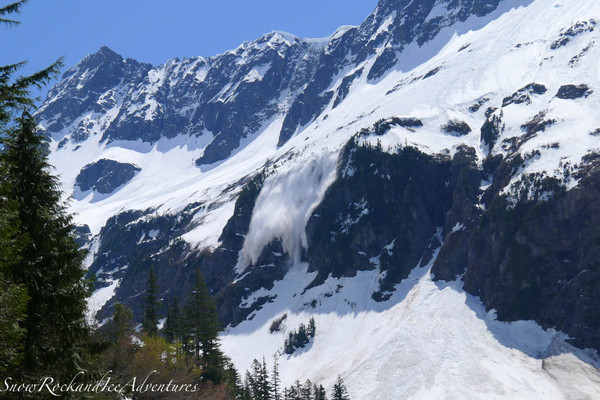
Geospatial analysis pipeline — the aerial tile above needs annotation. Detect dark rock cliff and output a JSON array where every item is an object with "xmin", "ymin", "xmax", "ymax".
[
  {"xmin": 75, "ymin": 159, "xmax": 141, "ymax": 194},
  {"xmin": 462, "ymin": 157, "xmax": 600, "ymax": 351}
]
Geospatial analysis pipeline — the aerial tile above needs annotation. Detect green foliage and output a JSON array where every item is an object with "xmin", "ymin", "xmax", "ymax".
[
  {"xmin": 0, "ymin": 163, "xmax": 23, "ymax": 274},
  {"xmin": 284, "ymin": 318, "xmax": 316, "ymax": 355},
  {"xmin": 331, "ymin": 376, "xmax": 350, "ymax": 400},
  {"xmin": 246, "ymin": 357, "xmax": 272, "ymax": 400},
  {"xmin": 307, "ymin": 317, "xmax": 316, "ymax": 338},
  {"xmin": 1, "ymin": 112, "xmax": 90, "ymax": 379},
  {"xmin": 112, "ymin": 302, "xmax": 134, "ymax": 339},
  {"xmin": 0, "ymin": 272, "xmax": 28, "ymax": 374},
  {"xmin": 0, "ymin": 156, "xmax": 27, "ymax": 376},
  {"xmin": 164, "ymin": 296, "xmax": 182, "ymax": 342},
  {"xmin": 238, "ymin": 171, "xmax": 267, "ymax": 208},
  {"xmin": 272, "ymin": 357, "xmax": 281, "ymax": 400},
  {"xmin": 183, "ymin": 268, "xmax": 223, "ymax": 382},
  {"xmin": 313, "ymin": 384, "xmax": 327, "ymax": 400},
  {"xmin": 0, "ymin": 0, "xmax": 28, "ymax": 26},
  {"xmin": 0, "ymin": 0, "xmax": 63, "ymax": 139},
  {"xmin": 284, "ymin": 379, "xmax": 322, "ymax": 400},
  {"xmin": 101, "ymin": 303, "xmax": 136, "ymax": 375},
  {"xmin": 0, "ymin": 2, "xmax": 92, "ymax": 388},
  {"xmin": 142, "ymin": 266, "xmax": 161, "ymax": 335},
  {"xmin": 242, "ymin": 358, "xmax": 349, "ymax": 400}
]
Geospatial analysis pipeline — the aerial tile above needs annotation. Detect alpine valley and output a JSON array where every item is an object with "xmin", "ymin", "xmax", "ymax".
[{"xmin": 37, "ymin": 0, "xmax": 600, "ymax": 398}]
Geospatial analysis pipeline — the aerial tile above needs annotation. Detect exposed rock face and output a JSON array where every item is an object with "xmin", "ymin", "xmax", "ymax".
[
  {"xmin": 430, "ymin": 146, "xmax": 483, "ymax": 281},
  {"xmin": 39, "ymin": 47, "xmax": 152, "ymax": 139},
  {"xmin": 442, "ymin": 120, "xmax": 472, "ymax": 136},
  {"xmin": 88, "ymin": 170, "xmax": 287, "ymax": 326},
  {"xmin": 550, "ymin": 19, "xmax": 596, "ymax": 49},
  {"xmin": 209, "ymin": 172, "xmax": 290, "ymax": 324},
  {"xmin": 556, "ymin": 84, "xmax": 593, "ymax": 99},
  {"xmin": 36, "ymin": 0, "xmax": 504, "ymax": 166},
  {"xmin": 72, "ymin": 224, "xmax": 92, "ymax": 248},
  {"xmin": 90, "ymin": 204, "xmax": 202, "ymax": 321},
  {"xmin": 480, "ymin": 111, "xmax": 503, "ymax": 149},
  {"xmin": 305, "ymin": 140, "xmax": 452, "ymax": 295},
  {"xmin": 463, "ymin": 159, "xmax": 600, "ymax": 351},
  {"xmin": 502, "ymin": 83, "xmax": 548, "ymax": 107},
  {"xmin": 75, "ymin": 159, "xmax": 141, "ymax": 194}
]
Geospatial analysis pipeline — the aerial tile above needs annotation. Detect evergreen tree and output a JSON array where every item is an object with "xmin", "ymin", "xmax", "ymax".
[
  {"xmin": 296, "ymin": 323, "xmax": 309, "ymax": 348},
  {"xmin": 313, "ymin": 384, "xmax": 327, "ymax": 400},
  {"xmin": 285, "ymin": 331, "xmax": 295, "ymax": 354},
  {"xmin": 0, "ymin": 272, "xmax": 28, "ymax": 375},
  {"xmin": 1, "ymin": 112, "xmax": 90, "ymax": 379},
  {"xmin": 111, "ymin": 302, "xmax": 134, "ymax": 341},
  {"xmin": 0, "ymin": 1, "xmax": 87, "ymax": 382},
  {"xmin": 222, "ymin": 356, "xmax": 244, "ymax": 399},
  {"xmin": 104, "ymin": 302, "xmax": 136, "ymax": 374},
  {"xmin": 286, "ymin": 383, "xmax": 297, "ymax": 400},
  {"xmin": 260, "ymin": 356, "xmax": 273, "ymax": 400},
  {"xmin": 142, "ymin": 266, "xmax": 161, "ymax": 335},
  {"xmin": 183, "ymin": 268, "xmax": 222, "ymax": 382},
  {"xmin": 164, "ymin": 296, "xmax": 180, "ymax": 342},
  {"xmin": 272, "ymin": 356, "xmax": 281, "ymax": 400},
  {"xmin": 300, "ymin": 379, "xmax": 312, "ymax": 400},
  {"xmin": 0, "ymin": 169, "xmax": 21, "ymax": 268},
  {"xmin": 287, "ymin": 381, "xmax": 302, "ymax": 400},
  {"xmin": 331, "ymin": 376, "xmax": 350, "ymax": 400},
  {"xmin": 0, "ymin": 0, "xmax": 27, "ymax": 26},
  {"xmin": 284, "ymin": 319, "xmax": 315, "ymax": 354},
  {"xmin": 248, "ymin": 361, "xmax": 261, "ymax": 399},
  {"xmin": 0, "ymin": 1, "xmax": 62, "ymax": 125},
  {"xmin": 307, "ymin": 317, "xmax": 316, "ymax": 338},
  {"xmin": 0, "ymin": 159, "xmax": 27, "ymax": 375},
  {"xmin": 242, "ymin": 379, "xmax": 253, "ymax": 400}
]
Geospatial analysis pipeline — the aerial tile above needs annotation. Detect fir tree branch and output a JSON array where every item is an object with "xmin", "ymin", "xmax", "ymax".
[
  {"xmin": 13, "ymin": 57, "xmax": 63, "ymax": 90},
  {"xmin": 0, "ymin": 17, "xmax": 20, "ymax": 25},
  {"xmin": 0, "ymin": 61, "xmax": 26, "ymax": 77},
  {"xmin": 0, "ymin": 0, "xmax": 28, "ymax": 16}
]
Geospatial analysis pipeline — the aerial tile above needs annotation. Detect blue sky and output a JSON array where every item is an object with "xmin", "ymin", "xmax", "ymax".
[{"xmin": 4, "ymin": 0, "xmax": 377, "ymax": 101}]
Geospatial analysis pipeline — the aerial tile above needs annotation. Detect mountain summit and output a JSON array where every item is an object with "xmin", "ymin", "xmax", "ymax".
[{"xmin": 37, "ymin": 0, "xmax": 508, "ymax": 165}]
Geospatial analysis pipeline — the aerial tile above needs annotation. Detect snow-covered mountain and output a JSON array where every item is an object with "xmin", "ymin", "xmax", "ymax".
[{"xmin": 37, "ymin": 0, "xmax": 600, "ymax": 397}]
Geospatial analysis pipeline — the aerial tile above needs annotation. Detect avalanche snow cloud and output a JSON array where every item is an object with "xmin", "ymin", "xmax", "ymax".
[
  {"xmin": 36, "ymin": 0, "xmax": 600, "ymax": 397},
  {"xmin": 240, "ymin": 152, "xmax": 338, "ymax": 269}
]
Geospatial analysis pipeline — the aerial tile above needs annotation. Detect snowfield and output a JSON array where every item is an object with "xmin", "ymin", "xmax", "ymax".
[{"xmin": 222, "ymin": 254, "xmax": 600, "ymax": 399}]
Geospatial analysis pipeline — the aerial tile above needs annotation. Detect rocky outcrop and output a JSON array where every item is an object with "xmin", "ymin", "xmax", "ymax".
[
  {"xmin": 305, "ymin": 139, "xmax": 452, "ymax": 294},
  {"xmin": 75, "ymin": 159, "xmax": 141, "ymax": 194},
  {"xmin": 442, "ymin": 120, "xmax": 472, "ymax": 136},
  {"xmin": 550, "ymin": 20, "xmax": 596, "ymax": 49},
  {"xmin": 502, "ymin": 83, "xmax": 547, "ymax": 107},
  {"xmin": 430, "ymin": 146, "xmax": 483, "ymax": 281},
  {"xmin": 556, "ymin": 84, "xmax": 593, "ymax": 99},
  {"xmin": 39, "ymin": 47, "xmax": 152, "ymax": 137},
  {"xmin": 89, "ymin": 206, "xmax": 199, "ymax": 321},
  {"xmin": 463, "ymin": 159, "xmax": 600, "ymax": 350}
]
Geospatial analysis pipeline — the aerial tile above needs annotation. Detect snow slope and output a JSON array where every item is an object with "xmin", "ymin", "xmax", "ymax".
[{"xmin": 221, "ymin": 251, "xmax": 600, "ymax": 399}]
